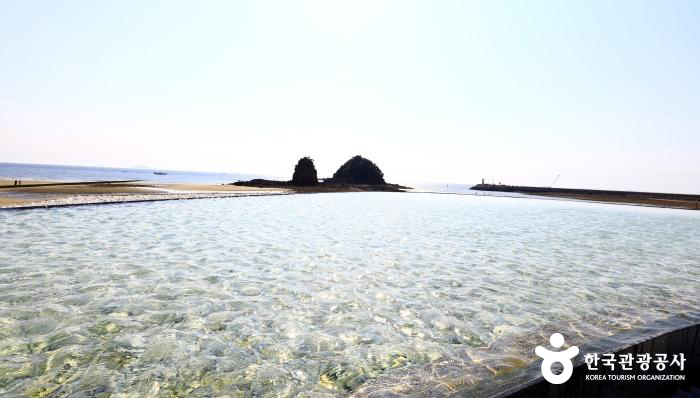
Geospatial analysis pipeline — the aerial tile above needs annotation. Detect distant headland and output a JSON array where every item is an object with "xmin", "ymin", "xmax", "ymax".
[{"xmin": 233, "ymin": 155, "xmax": 411, "ymax": 192}]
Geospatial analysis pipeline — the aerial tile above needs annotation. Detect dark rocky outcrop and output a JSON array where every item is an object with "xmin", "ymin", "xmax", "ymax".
[
  {"xmin": 291, "ymin": 157, "xmax": 318, "ymax": 186},
  {"xmin": 330, "ymin": 155, "xmax": 385, "ymax": 185},
  {"xmin": 232, "ymin": 155, "xmax": 411, "ymax": 192},
  {"xmin": 232, "ymin": 178, "xmax": 289, "ymax": 188}
]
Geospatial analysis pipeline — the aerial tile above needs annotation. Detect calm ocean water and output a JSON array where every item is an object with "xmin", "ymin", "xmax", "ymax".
[
  {"xmin": 0, "ymin": 162, "xmax": 271, "ymax": 184},
  {"xmin": 1, "ymin": 193, "xmax": 698, "ymax": 396}
]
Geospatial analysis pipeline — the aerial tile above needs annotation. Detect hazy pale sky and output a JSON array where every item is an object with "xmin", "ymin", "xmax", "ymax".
[{"xmin": 1, "ymin": 1, "xmax": 699, "ymax": 192}]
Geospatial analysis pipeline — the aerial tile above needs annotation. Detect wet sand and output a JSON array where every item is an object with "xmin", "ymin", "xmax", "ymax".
[
  {"xmin": 535, "ymin": 192, "xmax": 700, "ymax": 211},
  {"xmin": 0, "ymin": 179, "xmax": 288, "ymax": 209},
  {"xmin": 471, "ymin": 183, "xmax": 700, "ymax": 211}
]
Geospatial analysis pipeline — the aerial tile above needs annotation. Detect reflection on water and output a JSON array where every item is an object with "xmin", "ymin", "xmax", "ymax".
[{"xmin": 0, "ymin": 193, "xmax": 698, "ymax": 397}]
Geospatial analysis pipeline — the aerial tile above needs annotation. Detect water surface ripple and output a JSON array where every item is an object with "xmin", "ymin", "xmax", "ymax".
[{"xmin": 0, "ymin": 193, "xmax": 698, "ymax": 397}]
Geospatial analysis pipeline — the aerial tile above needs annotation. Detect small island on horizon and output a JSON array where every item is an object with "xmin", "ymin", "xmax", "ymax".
[{"xmin": 232, "ymin": 155, "xmax": 412, "ymax": 193}]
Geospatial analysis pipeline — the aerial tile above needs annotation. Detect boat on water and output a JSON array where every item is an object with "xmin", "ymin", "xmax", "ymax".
[{"xmin": 153, "ymin": 171, "xmax": 168, "ymax": 175}]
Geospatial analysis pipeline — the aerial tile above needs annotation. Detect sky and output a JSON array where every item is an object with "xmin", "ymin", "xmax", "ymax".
[{"xmin": 1, "ymin": 0, "xmax": 699, "ymax": 192}]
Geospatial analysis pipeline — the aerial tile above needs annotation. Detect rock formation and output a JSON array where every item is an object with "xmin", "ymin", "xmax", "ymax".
[
  {"xmin": 233, "ymin": 154, "xmax": 408, "ymax": 191},
  {"xmin": 291, "ymin": 157, "xmax": 319, "ymax": 186},
  {"xmin": 331, "ymin": 155, "xmax": 386, "ymax": 185}
]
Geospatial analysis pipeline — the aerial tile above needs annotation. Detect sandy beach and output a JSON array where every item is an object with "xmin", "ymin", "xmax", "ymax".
[
  {"xmin": 534, "ymin": 192, "xmax": 700, "ymax": 211},
  {"xmin": 471, "ymin": 183, "xmax": 700, "ymax": 211},
  {"xmin": 0, "ymin": 179, "xmax": 288, "ymax": 209}
]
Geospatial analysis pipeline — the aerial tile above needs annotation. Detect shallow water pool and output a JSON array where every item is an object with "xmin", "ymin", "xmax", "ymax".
[{"xmin": 1, "ymin": 193, "xmax": 699, "ymax": 396}]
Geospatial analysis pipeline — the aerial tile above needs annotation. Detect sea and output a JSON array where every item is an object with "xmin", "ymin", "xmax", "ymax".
[
  {"xmin": 1, "ymin": 163, "xmax": 699, "ymax": 396},
  {"xmin": 0, "ymin": 162, "xmax": 271, "ymax": 185}
]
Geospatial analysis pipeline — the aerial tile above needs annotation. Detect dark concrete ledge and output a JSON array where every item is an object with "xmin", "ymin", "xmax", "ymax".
[{"xmin": 454, "ymin": 315, "xmax": 700, "ymax": 398}]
